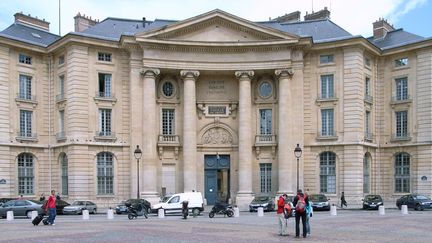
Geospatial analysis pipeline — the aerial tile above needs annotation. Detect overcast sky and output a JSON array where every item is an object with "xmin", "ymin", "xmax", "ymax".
[{"xmin": 0, "ymin": 0, "xmax": 430, "ymax": 38}]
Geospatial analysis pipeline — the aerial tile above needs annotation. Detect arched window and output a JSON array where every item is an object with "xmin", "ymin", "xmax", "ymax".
[
  {"xmin": 395, "ymin": 153, "xmax": 410, "ymax": 193},
  {"xmin": 60, "ymin": 153, "xmax": 68, "ymax": 196},
  {"xmin": 320, "ymin": 152, "xmax": 336, "ymax": 193},
  {"xmin": 363, "ymin": 154, "xmax": 370, "ymax": 193},
  {"xmin": 18, "ymin": 153, "xmax": 34, "ymax": 195},
  {"xmin": 97, "ymin": 152, "xmax": 113, "ymax": 194}
]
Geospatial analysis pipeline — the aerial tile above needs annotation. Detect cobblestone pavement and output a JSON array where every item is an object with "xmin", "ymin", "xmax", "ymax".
[{"xmin": 0, "ymin": 209, "xmax": 431, "ymax": 242}]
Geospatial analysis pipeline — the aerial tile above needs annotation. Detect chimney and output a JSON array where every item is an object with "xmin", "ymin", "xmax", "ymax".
[
  {"xmin": 373, "ymin": 18, "xmax": 395, "ymax": 39},
  {"xmin": 14, "ymin": 12, "xmax": 50, "ymax": 31},
  {"xmin": 272, "ymin": 11, "xmax": 301, "ymax": 23},
  {"xmin": 304, "ymin": 7, "xmax": 331, "ymax": 21},
  {"xmin": 74, "ymin": 12, "xmax": 98, "ymax": 32}
]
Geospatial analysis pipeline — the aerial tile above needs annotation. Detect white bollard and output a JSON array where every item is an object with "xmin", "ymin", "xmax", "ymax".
[
  {"xmin": 257, "ymin": 207, "xmax": 264, "ymax": 217},
  {"xmin": 107, "ymin": 209, "xmax": 114, "ymax": 219},
  {"xmin": 31, "ymin": 210, "xmax": 38, "ymax": 220},
  {"xmin": 330, "ymin": 205, "xmax": 337, "ymax": 216},
  {"xmin": 6, "ymin": 211, "xmax": 14, "ymax": 221},
  {"xmin": 158, "ymin": 208, "xmax": 165, "ymax": 218},
  {"xmin": 401, "ymin": 205, "xmax": 408, "ymax": 215},
  {"xmin": 82, "ymin": 209, "xmax": 90, "ymax": 220},
  {"xmin": 234, "ymin": 207, "xmax": 240, "ymax": 217},
  {"xmin": 379, "ymin": 206, "xmax": 385, "ymax": 215}
]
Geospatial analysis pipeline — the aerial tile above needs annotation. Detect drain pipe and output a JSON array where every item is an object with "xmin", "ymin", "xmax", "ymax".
[{"xmin": 48, "ymin": 56, "xmax": 52, "ymax": 190}]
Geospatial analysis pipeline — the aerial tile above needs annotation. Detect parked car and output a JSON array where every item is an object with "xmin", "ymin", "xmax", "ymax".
[
  {"xmin": 362, "ymin": 194, "xmax": 383, "ymax": 210},
  {"xmin": 396, "ymin": 194, "xmax": 432, "ymax": 211},
  {"xmin": 62, "ymin": 200, "xmax": 97, "ymax": 215},
  {"xmin": 309, "ymin": 194, "xmax": 330, "ymax": 211},
  {"xmin": 0, "ymin": 200, "xmax": 44, "ymax": 218},
  {"xmin": 115, "ymin": 199, "xmax": 151, "ymax": 214},
  {"xmin": 0, "ymin": 198, "xmax": 14, "ymax": 206},
  {"xmin": 249, "ymin": 196, "xmax": 275, "ymax": 212}
]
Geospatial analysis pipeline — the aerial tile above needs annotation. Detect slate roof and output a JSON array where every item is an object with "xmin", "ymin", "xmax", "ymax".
[
  {"xmin": 0, "ymin": 23, "xmax": 60, "ymax": 47},
  {"xmin": 367, "ymin": 28, "xmax": 425, "ymax": 50}
]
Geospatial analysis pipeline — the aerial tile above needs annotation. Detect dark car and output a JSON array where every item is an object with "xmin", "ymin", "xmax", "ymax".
[
  {"xmin": 362, "ymin": 194, "xmax": 383, "ymax": 210},
  {"xmin": 0, "ymin": 198, "xmax": 14, "ymax": 206},
  {"xmin": 396, "ymin": 194, "xmax": 432, "ymax": 211},
  {"xmin": 0, "ymin": 200, "xmax": 44, "ymax": 218},
  {"xmin": 115, "ymin": 199, "xmax": 151, "ymax": 214},
  {"xmin": 42, "ymin": 199, "xmax": 70, "ymax": 215},
  {"xmin": 309, "ymin": 194, "xmax": 330, "ymax": 211},
  {"xmin": 249, "ymin": 196, "xmax": 275, "ymax": 212}
]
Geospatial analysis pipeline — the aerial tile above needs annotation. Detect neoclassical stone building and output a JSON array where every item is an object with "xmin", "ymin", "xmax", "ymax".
[{"xmin": 0, "ymin": 9, "xmax": 431, "ymax": 209}]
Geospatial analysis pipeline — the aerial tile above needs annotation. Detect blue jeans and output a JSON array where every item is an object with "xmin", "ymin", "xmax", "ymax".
[{"xmin": 47, "ymin": 208, "xmax": 56, "ymax": 224}]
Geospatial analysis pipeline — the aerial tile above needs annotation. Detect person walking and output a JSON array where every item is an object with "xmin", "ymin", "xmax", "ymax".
[
  {"xmin": 277, "ymin": 194, "xmax": 288, "ymax": 236},
  {"xmin": 341, "ymin": 191, "xmax": 347, "ymax": 208},
  {"xmin": 293, "ymin": 189, "xmax": 309, "ymax": 238},
  {"xmin": 305, "ymin": 198, "xmax": 313, "ymax": 236},
  {"xmin": 46, "ymin": 190, "xmax": 57, "ymax": 225}
]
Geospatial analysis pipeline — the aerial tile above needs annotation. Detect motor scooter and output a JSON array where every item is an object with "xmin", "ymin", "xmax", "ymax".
[
  {"xmin": 126, "ymin": 202, "xmax": 148, "ymax": 220},
  {"xmin": 182, "ymin": 200, "xmax": 189, "ymax": 219},
  {"xmin": 208, "ymin": 202, "xmax": 234, "ymax": 218}
]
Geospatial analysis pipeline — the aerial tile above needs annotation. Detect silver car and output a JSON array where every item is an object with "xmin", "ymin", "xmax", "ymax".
[
  {"xmin": 62, "ymin": 200, "xmax": 97, "ymax": 215},
  {"xmin": 0, "ymin": 200, "xmax": 44, "ymax": 218}
]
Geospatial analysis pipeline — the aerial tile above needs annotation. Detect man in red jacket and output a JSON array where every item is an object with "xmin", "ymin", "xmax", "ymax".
[
  {"xmin": 46, "ymin": 190, "xmax": 57, "ymax": 225},
  {"xmin": 277, "ymin": 194, "xmax": 288, "ymax": 236}
]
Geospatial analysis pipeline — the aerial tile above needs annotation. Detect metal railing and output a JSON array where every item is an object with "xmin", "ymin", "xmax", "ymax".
[
  {"xmin": 56, "ymin": 131, "xmax": 66, "ymax": 140},
  {"xmin": 364, "ymin": 132, "xmax": 373, "ymax": 141},
  {"xmin": 255, "ymin": 134, "xmax": 276, "ymax": 144},
  {"xmin": 391, "ymin": 95, "xmax": 411, "ymax": 103},
  {"xmin": 95, "ymin": 131, "xmax": 115, "ymax": 137},
  {"xmin": 391, "ymin": 133, "xmax": 411, "ymax": 141},
  {"xmin": 158, "ymin": 135, "xmax": 180, "ymax": 144},
  {"xmin": 364, "ymin": 94, "xmax": 373, "ymax": 103},
  {"xmin": 16, "ymin": 93, "xmax": 37, "ymax": 102},
  {"xmin": 17, "ymin": 131, "xmax": 37, "ymax": 139},
  {"xmin": 56, "ymin": 93, "xmax": 66, "ymax": 102},
  {"xmin": 95, "ymin": 92, "xmax": 115, "ymax": 99}
]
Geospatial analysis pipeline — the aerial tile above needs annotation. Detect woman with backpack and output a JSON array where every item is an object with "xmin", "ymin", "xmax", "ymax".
[{"xmin": 293, "ymin": 189, "xmax": 310, "ymax": 238}]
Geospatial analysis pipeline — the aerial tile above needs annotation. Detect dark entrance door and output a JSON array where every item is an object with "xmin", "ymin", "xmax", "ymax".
[{"xmin": 204, "ymin": 155, "xmax": 230, "ymax": 205}]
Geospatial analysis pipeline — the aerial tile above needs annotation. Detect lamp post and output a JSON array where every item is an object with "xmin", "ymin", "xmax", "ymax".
[
  {"xmin": 294, "ymin": 144, "xmax": 302, "ymax": 191},
  {"xmin": 134, "ymin": 145, "xmax": 142, "ymax": 199}
]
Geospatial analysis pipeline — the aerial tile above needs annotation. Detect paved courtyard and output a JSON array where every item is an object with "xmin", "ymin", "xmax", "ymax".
[{"xmin": 0, "ymin": 209, "xmax": 430, "ymax": 242}]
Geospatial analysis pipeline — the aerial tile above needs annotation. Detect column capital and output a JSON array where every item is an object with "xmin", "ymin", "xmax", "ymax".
[
  {"xmin": 235, "ymin": 70, "xmax": 254, "ymax": 80},
  {"xmin": 140, "ymin": 68, "xmax": 160, "ymax": 78},
  {"xmin": 275, "ymin": 68, "xmax": 294, "ymax": 78},
  {"xmin": 180, "ymin": 70, "xmax": 200, "ymax": 79}
]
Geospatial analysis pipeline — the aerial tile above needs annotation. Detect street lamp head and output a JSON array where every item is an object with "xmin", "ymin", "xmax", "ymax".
[
  {"xmin": 134, "ymin": 145, "xmax": 142, "ymax": 159},
  {"xmin": 294, "ymin": 143, "xmax": 302, "ymax": 158}
]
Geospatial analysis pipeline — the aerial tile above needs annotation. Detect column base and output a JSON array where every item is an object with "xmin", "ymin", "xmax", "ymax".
[
  {"xmin": 235, "ymin": 192, "xmax": 254, "ymax": 211},
  {"xmin": 140, "ymin": 191, "xmax": 160, "ymax": 205}
]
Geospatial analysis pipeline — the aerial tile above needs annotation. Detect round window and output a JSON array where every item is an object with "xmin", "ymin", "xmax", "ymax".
[
  {"xmin": 162, "ymin": 81, "xmax": 174, "ymax": 97},
  {"xmin": 259, "ymin": 81, "xmax": 272, "ymax": 98}
]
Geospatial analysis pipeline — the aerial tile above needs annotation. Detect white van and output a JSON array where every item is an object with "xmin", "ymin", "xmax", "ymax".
[{"xmin": 151, "ymin": 192, "xmax": 204, "ymax": 215}]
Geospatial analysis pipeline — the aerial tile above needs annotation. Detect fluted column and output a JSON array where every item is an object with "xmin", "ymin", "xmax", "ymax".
[
  {"xmin": 235, "ymin": 70, "xmax": 254, "ymax": 210},
  {"xmin": 181, "ymin": 70, "xmax": 200, "ymax": 192},
  {"xmin": 276, "ymin": 69, "xmax": 294, "ymax": 195},
  {"xmin": 141, "ymin": 68, "xmax": 160, "ymax": 200}
]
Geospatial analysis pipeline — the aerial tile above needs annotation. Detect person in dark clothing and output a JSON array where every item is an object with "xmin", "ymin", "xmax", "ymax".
[
  {"xmin": 293, "ymin": 189, "xmax": 310, "ymax": 238},
  {"xmin": 341, "ymin": 191, "xmax": 347, "ymax": 208}
]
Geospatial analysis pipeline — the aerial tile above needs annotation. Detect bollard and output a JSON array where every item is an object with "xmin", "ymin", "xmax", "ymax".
[
  {"xmin": 257, "ymin": 207, "xmax": 264, "ymax": 217},
  {"xmin": 158, "ymin": 208, "xmax": 165, "ymax": 218},
  {"xmin": 82, "ymin": 209, "xmax": 90, "ymax": 220},
  {"xmin": 379, "ymin": 206, "xmax": 385, "ymax": 215},
  {"xmin": 107, "ymin": 209, "xmax": 114, "ymax": 219},
  {"xmin": 330, "ymin": 205, "xmax": 337, "ymax": 216},
  {"xmin": 234, "ymin": 207, "xmax": 240, "ymax": 217},
  {"xmin": 31, "ymin": 210, "xmax": 38, "ymax": 220},
  {"xmin": 6, "ymin": 211, "xmax": 14, "ymax": 221},
  {"xmin": 401, "ymin": 205, "xmax": 408, "ymax": 215}
]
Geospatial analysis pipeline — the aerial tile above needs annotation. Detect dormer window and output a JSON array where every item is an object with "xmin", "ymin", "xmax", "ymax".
[
  {"xmin": 320, "ymin": 54, "xmax": 334, "ymax": 64},
  {"xmin": 98, "ymin": 52, "xmax": 112, "ymax": 62},
  {"xmin": 19, "ymin": 54, "xmax": 32, "ymax": 65},
  {"xmin": 395, "ymin": 58, "xmax": 408, "ymax": 67}
]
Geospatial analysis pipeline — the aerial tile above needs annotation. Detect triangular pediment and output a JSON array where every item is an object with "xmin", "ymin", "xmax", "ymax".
[{"xmin": 137, "ymin": 9, "xmax": 299, "ymax": 43}]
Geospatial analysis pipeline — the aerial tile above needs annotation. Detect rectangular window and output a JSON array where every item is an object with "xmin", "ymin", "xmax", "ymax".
[
  {"xmin": 365, "ymin": 110, "xmax": 371, "ymax": 137},
  {"xmin": 365, "ymin": 77, "xmax": 370, "ymax": 96},
  {"xmin": 59, "ymin": 110, "xmax": 65, "ymax": 133},
  {"xmin": 99, "ymin": 109, "xmax": 112, "ymax": 136},
  {"xmin": 18, "ymin": 154, "xmax": 34, "ymax": 195},
  {"xmin": 395, "ymin": 77, "xmax": 408, "ymax": 101},
  {"xmin": 58, "ymin": 55, "xmax": 65, "ymax": 65},
  {"xmin": 259, "ymin": 109, "xmax": 272, "ymax": 135},
  {"xmin": 97, "ymin": 153, "xmax": 113, "ymax": 195},
  {"xmin": 396, "ymin": 111, "xmax": 408, "ymax": 137},
  {"xmin": 395, "ymin": 154, "xmax": 410, "ymax": 193},
  {"xmin": 320, "ymin": 74, "xmax": 334, "ymax": 99},
  {"xmin": 320, "ymin": 153, "xmax": 336, "ymax": 193},
  {"xmin": 320, "ymin": 54, "xmax": 334, "ymax": 64},
  {"xmin": 321, "ymin": 109, "xmax": 334, "ymax": 136},
  {"xmin": 162, "ymin": 109, "xmax": 175, "ymax": 135},
  {"xmin": 58, "ymin": 75, "xmax": 65, "ymax": 99},
  {"xmin": 19, "ymin": 54, "xmax": 32, "ymax": 65},
  {"xmin": 98, "ymin": 52, "xmax": 112, "ymax": 62},
  {"xmin": 364, "ymin": 57, "xmax": 371, "ymax": 67},
  {"xmin": 259, "ymin": 163, "xmax": 272, "ymax": 193},
  {"xmin": 19, "ymin": 74, "xmax": 32, "ymax": 100},
  {"xmin": 395, "ymin": 57, "xmax": 408, "ymax": 67},
  {"xmin": 363, "ymin": 156, "xmax": 370, "ymax": 193},
  {"xmin": 19, "ymin": 110, "xmax": 32, "ymax": 137},
  {"xmin": 98, "ymin": 73, "xmax": 112, "ymax": 98}
]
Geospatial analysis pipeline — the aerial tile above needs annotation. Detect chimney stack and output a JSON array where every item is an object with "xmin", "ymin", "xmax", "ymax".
[
  {"xmin": 14, "ymin": 12, "xmax": 50, "ymax": 31},
  {"xmin": 74, "ymin": 12, "xmax": 98, "ymax": 32},
  {"xmin": 373, "ymin": 18, "xmax": 394, "ymax": 39},
  {"xmin": 304, "ymin": 7, "xmax": 331, "ymax": 21},
  {"xmin": 272, "ymin": 11, "xmax": 300, "ymax": 23}
]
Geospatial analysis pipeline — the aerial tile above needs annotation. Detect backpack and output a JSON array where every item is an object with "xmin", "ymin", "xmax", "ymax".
[
  {"xmin": 296, "ymin": 195, "xmax": 306, "ymax": 214},
  {"xmin": 283, "ymin": 203, "xmax": 292, "ymax": 219}
]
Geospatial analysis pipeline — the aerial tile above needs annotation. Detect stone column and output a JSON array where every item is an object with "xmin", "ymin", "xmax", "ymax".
[
  {"xmin": 275, "ymin": 69, "xmax": 294, "ymax": 195},
  {"xmin": 181, "ymin": 70, "xmax": 200, "ymax": 192},
  {"xmin": 141, "ymin": 68, "xmax": 160, "ymax": 202},
  {"xmin": 235, "ymin": 70, "xmax": 254, "ymax": 210}
]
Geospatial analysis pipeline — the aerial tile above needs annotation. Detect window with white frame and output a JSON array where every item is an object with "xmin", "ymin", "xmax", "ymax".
[
  {"xmin": 19, "ymin": 54, "xmax": 32, "ymax": 65},
  {"xmin": 259, "ymin": 109, "xmax": 272, "ymax": 135},
  {"xmin": 395, "ymin": 57, "xmax": 408, "ymax": 67},
  {"xmin": 19, "ymin": 74, "xmax": 32, "ymax": 100},
  {"xmin": 321, "ymin": 109, "xmax": 334, "ymax": 136},
  {"xmin": 395, "ymin": 153, "xmax": 410, "ymax": 193},
  {"xmin": 363, "ymin": 155, "xmax": 370, "ymax": 193},
  {"xmin": 320, "ymin": 74, "xmax": 334, "ymax": 99},
  {"xmin": 98, "ymin": 52, "xmax": 112, "ymax": 62},
  {"xmin": 97, "ymin": 152, "xmax": 114, "ymax": 195},
  {"xmin": 18, "ymin": 153, "xmax": 34, "ymax": 195},
  {"xmin": 320, "ymin": 152, "xmax": 336, "ymax": 193},
  {"xmin": 60, "ymin": 153, "xmax": 68, "ymax": 196},
  {"xmin": 395, "ymin": 77, "xmax": 408, "ymax": 101},
  {"xmin": 396, "ymin": 111, "xmax": 408, "ymax": 137},
  {"xmin": 320, "ymin": 54, "xmax": 334, "ymax": 64},
  {"xmin": 99, "ymin": 109, "xmax": 112, "ymax": 136},
  {"xmin": 259, "ymin": 163, "xmax": 272, "ymax": 193},
  {"xmin": 98, "ymin": 73, "xmax": 112, "ymax": 98},
  {"xmin": 19, "ymin": 110, "xmax": 32, "ymax": 137},
  {"xmin": 162, "ymin": 109, "xmax": 175, "ymax": 135}
]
